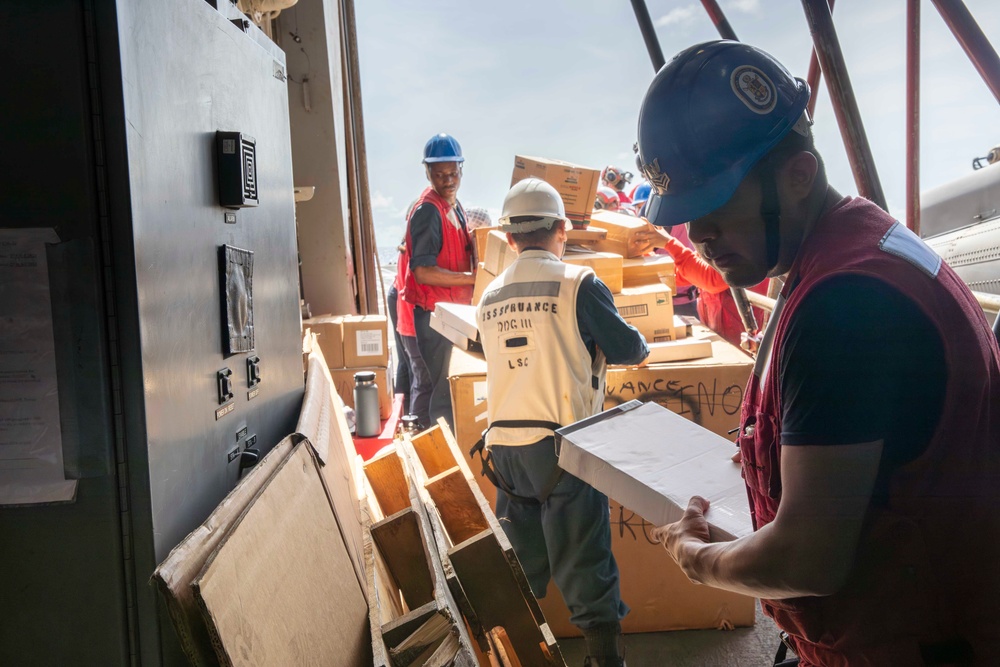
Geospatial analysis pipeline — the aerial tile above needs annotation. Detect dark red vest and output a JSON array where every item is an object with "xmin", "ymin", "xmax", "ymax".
[
  {"xmin": 740, "ymin": 197, "xmax": 1000, "ymax": 666},
  {"xmin": 402, "ymin": 187, "xmax": 473, "ymax": 311}
]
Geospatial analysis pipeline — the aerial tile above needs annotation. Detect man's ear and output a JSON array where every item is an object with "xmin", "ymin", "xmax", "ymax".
[
  {"xmin": 425, "ymin": 165, "xmax": 432, "ymax": 183},
  {"xmin": 555, "ymin": 218, "xmax": 568, "ymax": 241},
  {"xmin": 506, "ymin": 232, "xmax": 517, "ymax": 250},
  {"xmin": 779, "ymin": 151, "xmax": 819, "ymax": 202}
]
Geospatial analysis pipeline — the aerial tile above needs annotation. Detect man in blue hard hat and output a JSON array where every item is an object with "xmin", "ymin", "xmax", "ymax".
[
  {"xmin": 638, "ymin": 41, "xmax": 1000, "ymax": 665},
  {"xmin": 399, "ymin": 133, "xmax": 475, "ymax": 431}
]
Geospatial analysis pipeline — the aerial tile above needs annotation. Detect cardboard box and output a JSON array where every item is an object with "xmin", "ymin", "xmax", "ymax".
[
  {"xmin": 304, "ymin": 316, "xmax": 345, "ymax": 369},
  {"xmin": 566, "ymin": 227, "xmax": 606, "ymax": 247},
  {"xmin": 434, "ymin": 302, "xmax": 479, "ymax": 341},
  {"xmin": 472, "ymin": 262, "xmax": 497, "ymax": 307},
  {"xmin": 537, "ymin": 493, "xmax": 755, "ymax": 637},
  {"xmin": 605, "ymin": 329, "xmax": 753, "ymax": 438},
  {"xmin": 589, "ymin": 209, "xmax": 649, "ymax": 258},
  {"xmin": 448, "ymin": 327, "xmax": 753, "ymax": 503},
  {"xmin": 556, "ymin": 400, "xmax": 753, "ymax": 542},
  {"xmin": 329, "ymin": 365, "xmax": 393, "ymax": 420},
  {"xmin": 644, "ymin": 338, "xmax": 712, "ymax": 364},
  {"xmin": 614, "ymin": 284, "xmax": 674, "ymax": 342},
  {"xmin": 342, "ymin": 315, "xmax": 389, "ymax": 368},
  {"xmin": 431, "ymin": 303, "xmax": 482, "ymax": 354},
  {"xmin": 622, "ymin": 254, "xmax": 677, "ymax": 291},
  {"xmin": 446, "ymin": 345, "xmax": 756, "ymax": 637},
  {"xmin": 472, "ymin": 226, "xmax": 496, "ymax": 263},
  {"xmin": 511, "ymin": 155, "xmax": 600, "ymax": 226},
  {"xmin": 483, "ymin": 229, "xmax": 515, "ymax": 276},
  {"xmin": 562, "ymin": 249, "xmax": 624, "ymax": 293}
]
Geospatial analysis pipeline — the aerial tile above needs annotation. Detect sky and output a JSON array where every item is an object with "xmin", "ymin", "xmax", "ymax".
[{"xmin": 354, "ymin": 0, "xmax": 1000, "ymax": 253}]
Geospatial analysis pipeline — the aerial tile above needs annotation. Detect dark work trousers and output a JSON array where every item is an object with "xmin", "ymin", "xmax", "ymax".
[
  {"xmin": 386, "ymin": 285, "xmax": 411, "ymax": 396},
  {"xmin": 400, "ymin": 333, "xmax": 431, "ymax": 428},
  {"xmin": 412, "ymin": 306, "xmax": 455, "ymax": 432},
  {"xmin": 489, "ymin": 438, "xmax": 628, "ymax": 630}
]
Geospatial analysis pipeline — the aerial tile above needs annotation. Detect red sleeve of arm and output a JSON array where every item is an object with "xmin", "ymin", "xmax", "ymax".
[{"xmin": 661, "ymin": 235, "xmax": 730, "ymax": 294}]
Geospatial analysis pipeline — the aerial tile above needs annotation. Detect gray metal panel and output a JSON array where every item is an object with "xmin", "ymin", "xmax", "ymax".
[{"xmin": 113, "ymin": 0, "xmax": 303, "ymax": 558}]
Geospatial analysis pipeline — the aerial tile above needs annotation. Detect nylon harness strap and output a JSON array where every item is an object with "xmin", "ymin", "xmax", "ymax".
[
  {"xmin": 758, "ymin": 160, "xmax": 781, "ymax": 272},
  {"xmin": 468, "ymin": 419, "xmax": 564, "ymax": 505}
]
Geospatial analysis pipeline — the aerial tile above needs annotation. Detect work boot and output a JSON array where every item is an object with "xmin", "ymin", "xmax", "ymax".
[{"xmin": 582, "ymin": 621, "xmax": 625, "ymax": 667}]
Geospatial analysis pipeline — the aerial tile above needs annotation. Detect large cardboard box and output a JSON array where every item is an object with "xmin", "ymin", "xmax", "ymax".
[
  {"xmin": 563, "ymin": 249, "xmax": 624, "ymax": 293},
  {"xmin": 342, "ymin": 314, "xmax": 389, "ymax": 368},
  {"xmin": 446, "ymin": 338, "xmax": 756, "ymax": 636},
  {"xmin": 622, "ymin": 254, "xmax": 677, "ymax": 291},
  {"xmin": 472, "ymin": 262, "xmax": 497, "ymax": 306},
  {"xmin": 605, "ymin": 330, "xmax": 753, "ymax": 438},
  {"xmin": 537, "ymin": 492, "xmax": 755, "ymax": 637},
  {"xmin": 588, "ymin": 209, "xmax": 649, "ymax": 258},
  {"xmin": 511, "ymin": 155, "xmax": 600, "ymax": 226},
  {"xmin": 304, "ymin": 316, "xmax": 345, "ymax": 369},
  {"xmin": 329, "ymin": 365, "xmax": 393, "ymax": 420},
  {"xmin": 613, "ymin": 284, "xmax": 674, "ymax": 342}
]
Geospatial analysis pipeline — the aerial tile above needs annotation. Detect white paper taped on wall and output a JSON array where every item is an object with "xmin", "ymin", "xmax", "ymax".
[{"xmin": 0, "ymin": 228, "xmax": 77, "ymax": 505}]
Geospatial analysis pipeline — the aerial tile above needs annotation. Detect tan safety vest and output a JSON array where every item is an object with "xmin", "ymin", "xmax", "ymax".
[{"xmin": 476, "ymin": 250, "xmax": 606, "ymax": 447}]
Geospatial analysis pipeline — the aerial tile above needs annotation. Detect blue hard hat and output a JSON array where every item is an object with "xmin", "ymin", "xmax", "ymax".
[
  {"xmin": 630, "ymin": 182, "xmax": 652, "ymax": 206},
  {"xmin": 422, "ymin": 133, "xmax": 464, "ymax": 164},
  {"xmin": 636, "ymin": 41, "xmax": 811, "ymax": 228}
]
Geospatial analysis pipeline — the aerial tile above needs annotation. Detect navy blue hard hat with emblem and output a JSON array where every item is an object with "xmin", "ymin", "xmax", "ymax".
[{"xmin": 636, "ymin": 40, "xmax": 811, "ymax": 229}]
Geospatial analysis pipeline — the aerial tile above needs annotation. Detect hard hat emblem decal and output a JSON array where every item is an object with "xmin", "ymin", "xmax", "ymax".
[
  {"xmin": 639, "ymin": 158, "xmax": 670, "ymax": 194},
  {"xmin": 731, "ymin": 66, "xmax": 776, "ymax": 115}
]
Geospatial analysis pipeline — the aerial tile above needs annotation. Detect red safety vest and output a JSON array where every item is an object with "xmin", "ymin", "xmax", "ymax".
[
  {"xmin": 402, "ymin": 187, "xmax": 473, "ymax": 311},
  {"xmin": 740, "ymin": 197, "xmax": 1000, "ymax": 666}
]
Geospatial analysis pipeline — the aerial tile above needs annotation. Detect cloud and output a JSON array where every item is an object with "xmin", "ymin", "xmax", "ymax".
[
  {"xmin": 655, "ymin": 5, "xmax": 700, "ymax": 27},
  {"xmin": 726, "ymin": 0, "xmax": 760, "ymax": 13},
  {"xmin": 370, "ymin": 190, "xmax": 394, "ymax": 211}
]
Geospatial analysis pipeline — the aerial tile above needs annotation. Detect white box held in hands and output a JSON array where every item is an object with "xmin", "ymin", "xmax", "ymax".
[{"xmin": 555, "ymin": 400, "xmax": 752, "ymax": 542}]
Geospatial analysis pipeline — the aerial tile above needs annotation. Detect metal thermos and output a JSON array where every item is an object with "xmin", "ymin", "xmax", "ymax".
[
  {"xmin": 399, "ymin": 414, "xmax": 420, "ymax": 437},
  {"xmin": 353, "ymin": 371, "xmax": 380, "ymax": 437}
]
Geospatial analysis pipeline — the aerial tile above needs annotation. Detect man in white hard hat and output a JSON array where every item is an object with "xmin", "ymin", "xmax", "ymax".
[{"xmin": 473, "ymin": 178, "xmax": 648, "ymax": 667}]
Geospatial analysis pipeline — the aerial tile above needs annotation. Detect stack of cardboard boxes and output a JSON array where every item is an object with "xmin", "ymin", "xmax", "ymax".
[
  {"xmin": 474, "ymin": 187, "xmax": 685, "ymax": 349},
  {"xmin": 304, "ymin": 314, "xmax": 393, "ymax": 420}
]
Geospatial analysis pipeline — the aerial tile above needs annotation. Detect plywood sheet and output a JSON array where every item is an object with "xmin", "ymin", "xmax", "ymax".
[
  {"xmin": 371, "ymin": 508, "xmax": 435, "ymax": 611},
  {"xmin": 192, "ymin": 442, "xmax": 370, "ymax": 667},
  {"xmin": 152, "ymin": 434, "xmax": 298, "ymax": 667},
  {"xmin": 364, "ymin": 449, "xmax": 411, "ymax": 517},
  {"xmin": 425, "ymin": 467, "xmax": 489, "ymax": 545},
  {"xmin": 410, "ymin": 425, "xmax": 459, "ymax": 478}
]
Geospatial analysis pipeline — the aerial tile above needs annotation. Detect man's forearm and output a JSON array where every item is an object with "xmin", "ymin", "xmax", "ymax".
[{"xmin": 413, "ymin": 265, "xmax": 475, "ymax": 287}]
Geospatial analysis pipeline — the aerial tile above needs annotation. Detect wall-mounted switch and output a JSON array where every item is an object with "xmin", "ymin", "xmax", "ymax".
[
  {"xmin": 217, "ymin": 368, "xmax": 234, "ymax": 404},
  {"xmin": 247, "ymin": 355, "xmax": 262, "ymax": 387}
]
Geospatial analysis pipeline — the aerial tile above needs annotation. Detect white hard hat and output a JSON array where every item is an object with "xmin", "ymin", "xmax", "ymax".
[{"xmin": 498, "ymin": 178, "xmax": 566, "ymax": 233}]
